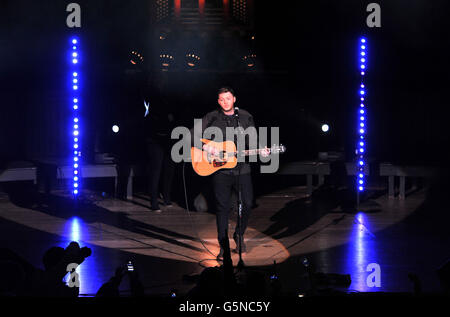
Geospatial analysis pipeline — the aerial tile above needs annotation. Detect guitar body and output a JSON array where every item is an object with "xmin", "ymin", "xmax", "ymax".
[
  {"xmin": 191, "ymin": 139, "xmax": 286, "ymax": 176},
  {"xmin": 191, "ymin": 139, "xmax": 237, "ymax": 176}
]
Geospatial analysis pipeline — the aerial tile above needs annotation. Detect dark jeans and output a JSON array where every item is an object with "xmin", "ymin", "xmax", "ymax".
[
  {"xmin": 212, "ymin": 172, "xmax": 253, "ymax": 245},
  {"xmin": 147, "ymin": 141, "xmax": 175, "ymax": 209}
]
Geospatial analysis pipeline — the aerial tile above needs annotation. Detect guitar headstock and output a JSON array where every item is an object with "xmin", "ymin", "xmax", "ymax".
[{"xmin": 271, "ymin": 144, "xmax": 286, "ymax": 154}]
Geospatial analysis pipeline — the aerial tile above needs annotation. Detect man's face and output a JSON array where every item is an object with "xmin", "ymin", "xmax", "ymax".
[{"xmin": 218, "ymin": 92, "xmax": 236, "ymax": 113}]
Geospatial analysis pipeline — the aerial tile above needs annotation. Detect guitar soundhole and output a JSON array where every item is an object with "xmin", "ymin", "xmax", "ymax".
[{"xmin": 213, "ymin": 160, "xmax": 227, "ymax": 168}]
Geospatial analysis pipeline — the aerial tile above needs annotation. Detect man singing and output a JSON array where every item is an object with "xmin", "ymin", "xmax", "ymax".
[{"xmin": 192, "ymin": 87, "xmax": 269, "ymax": 260}]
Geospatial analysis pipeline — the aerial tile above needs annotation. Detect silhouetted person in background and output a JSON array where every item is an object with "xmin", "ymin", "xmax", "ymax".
[
  {"xmin": 0, "ymin": 260, "xmax": 26, "ymax": 296},
  {"xmin": 31, "ymin": 242, "xmax": 91, "ymax": 297},
  {"xmin": 0, "ymin": 242, "xmax": 91, "ymax": 297},
  {"xmin": 96, "ymin": 262, "xmax": 144, "ymax": 297},
  {"xmin": 96, "ymin": 266, "xmax": 126, "ymax": 297},
  {"xmin": 144, "ymin": 94, "xmax": 176, "ymax": 212}
]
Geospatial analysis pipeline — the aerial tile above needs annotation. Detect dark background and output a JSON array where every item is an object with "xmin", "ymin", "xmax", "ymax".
[{"xmin": 1, "ymin": 0, "xmax": 449, "ymax": 168}]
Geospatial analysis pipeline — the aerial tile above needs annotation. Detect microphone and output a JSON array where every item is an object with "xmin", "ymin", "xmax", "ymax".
[
  {"xmin": 234, "ymin": 107, "xmax": 242, "ymax": 131},
  {"xmin": 234, "ymin": 107, "xmax": 239, "ymax": 117}
]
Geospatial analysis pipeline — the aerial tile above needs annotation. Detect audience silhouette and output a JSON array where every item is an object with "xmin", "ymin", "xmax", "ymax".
[{"xmin": 0, "ymin": 241, "xmax": 448, "ymax": 297}]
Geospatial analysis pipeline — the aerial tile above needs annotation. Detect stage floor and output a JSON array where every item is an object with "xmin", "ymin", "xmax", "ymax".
[{"xmin": 0, "ymin": 183, "xmax": 448, "ymax": 296}]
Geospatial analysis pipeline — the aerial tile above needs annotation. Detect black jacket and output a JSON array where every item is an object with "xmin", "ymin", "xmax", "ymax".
[{"xmin": 192, "ymin": 107, "xmax": 256, "ymax": 175}]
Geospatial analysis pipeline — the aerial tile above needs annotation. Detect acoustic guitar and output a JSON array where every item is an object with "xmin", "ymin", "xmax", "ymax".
[{"xmin": 191, "ymin": 138, "xmax": 286, "ymax": 176}]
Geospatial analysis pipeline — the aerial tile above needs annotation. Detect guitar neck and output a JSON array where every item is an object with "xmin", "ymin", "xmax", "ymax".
[{"xmin": 239, "ymin": 148, "xmax": 267, "ymax": 157}]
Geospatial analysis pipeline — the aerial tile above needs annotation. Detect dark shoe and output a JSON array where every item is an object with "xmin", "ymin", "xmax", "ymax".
[
  {"xmin": 233, "ymin": 232, "xmax": 247, "ymax": 253},
  {"xmin": 151, "ymin": 205, "xmax": 162, "ymax": 213}
]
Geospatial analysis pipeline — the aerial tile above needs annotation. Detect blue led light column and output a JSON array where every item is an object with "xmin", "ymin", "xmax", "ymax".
[
  {"xmin": 71, "ymin": 38, "xmax": 81, "ymax": 197},
  {"xmin": 356, "ymin": 37, "xmax": 367, "ymax": 206}
]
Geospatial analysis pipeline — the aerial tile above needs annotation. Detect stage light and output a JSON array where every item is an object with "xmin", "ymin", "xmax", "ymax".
[
  {"xmin": 112, "ymin": 125, "xmax": 119, "ymax": 133},
  {"xmin": 321, "ymin": 124, "xmax": 329, "ymax": 132},
  {"xmin": 160, "ymin": 53, "xmax": 173, "ymax": 70},
  {"xmin": 185, "ymin": 53, "xmax": 200, "ymax": 68},
  {"xmin": 356, "ymin": 37, "xmax": 368, "ymax": 195},
  {"xmin": 70, "ymin": 37, "xmax": 81, "ymax": 197},
  {"xmin": 130, "ymin": 50, "xmax": 144, "ymax": 66},
  {"xmin": 242, "ymin": 54, "xmax": 256, "ymax": 68}
]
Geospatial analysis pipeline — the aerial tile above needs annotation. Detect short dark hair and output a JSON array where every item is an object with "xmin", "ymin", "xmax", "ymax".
[{"xmin": 217, "ymin": 86, "xmax": 235, "ymax": 97}]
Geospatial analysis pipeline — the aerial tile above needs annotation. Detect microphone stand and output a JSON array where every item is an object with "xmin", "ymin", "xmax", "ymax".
[
  {"xmin": 236, "ymin": 169, "xmax": 245, "ymax": 270},
  {"xmin": 234, "ymin": 108, "xmax": 245, "ymax": 271}
]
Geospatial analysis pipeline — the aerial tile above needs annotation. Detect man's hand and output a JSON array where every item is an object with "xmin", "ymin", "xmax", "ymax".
[
  {"xmin": 260, "ymin": 147, "xmax": 271, "ymax": 158},
  {"xmin": 203, "ymin": 144, "xmax": 219, "ymax": 156}
]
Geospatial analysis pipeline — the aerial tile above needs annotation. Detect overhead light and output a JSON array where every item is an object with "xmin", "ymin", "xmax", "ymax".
[
  {"xmin": 242, "ymin": 54, "xmax": 256, "ymax": 67},
  {"xmin": 160, "ymin": 53, "xmax": 174, "ymax": 70},
  {"xmin": 185, "ymin": 53, "xmax": 200, "ymax": 68}
]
